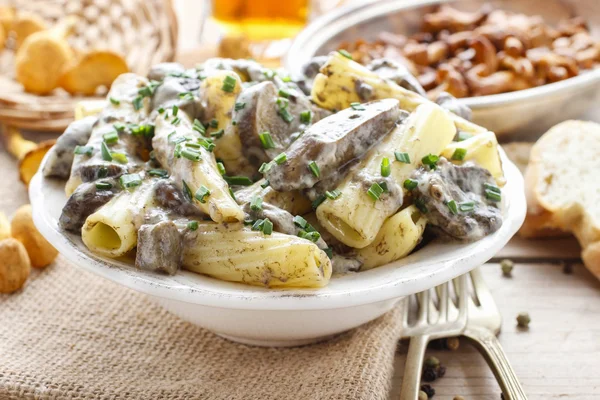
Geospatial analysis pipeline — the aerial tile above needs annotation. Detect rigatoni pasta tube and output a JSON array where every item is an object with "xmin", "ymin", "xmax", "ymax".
[
  {"xmin": 316, "ymin": 103, "xmax": 455, "ymax": 248},
  {"xmin": 356, "ymin": 206, "xmax": 427, "ymax": 270},
  {"xmin": 183, "ymin": 223, "xmax": 332, "ymax": 288},
  {"xmin": 81, "ymin": 179, "xmax": 156, "ymax": 258},
  {"xmin": 311, "ymin": 51, "xmax": 486, "ymax": 135},
  {"xmin": 152, "ymin": 109, "xmax": 244, "ymax": 223}
]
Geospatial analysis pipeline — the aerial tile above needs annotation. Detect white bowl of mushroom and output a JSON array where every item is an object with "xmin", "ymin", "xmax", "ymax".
[{"xmin": 286, "ymin": 0, "xmax": 600, "ymax": 136}]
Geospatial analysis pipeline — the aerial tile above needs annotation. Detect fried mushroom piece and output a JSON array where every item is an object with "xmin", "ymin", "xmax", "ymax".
[
  {"xmin": 59, "ymin": 178, "xmax": 122, "ymax": 232},
  {"xmin": 154, "ymin": 180, "xmax": 205, "ymax": 217},
  {"xmin": 367, "ymin": 58, "xmax": 427, "ymax": 96},
  {"xmin": 411, "ymin": 158, "xmax": 502, "ymax": 241},
  {"xmin": 135, "ymin": 221, "xmax": 183, "ymax": 275}
]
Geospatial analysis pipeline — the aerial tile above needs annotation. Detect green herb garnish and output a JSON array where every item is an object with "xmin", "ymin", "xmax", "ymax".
[
  {"xmin": 259, "ymin": 132, "xmax": 275, "ymax": 149},
  {"xmin": 308, "ymin": 161, "xmax": 320, "ymax": 178},
  {"xmin": 367, "ymin": 182, "xmax": 384, "ymax": 201},
  {"xmin": 74, "ymin": 145, "xmax": 93, "ymax": 156},
  {"xmin": 451, "ymin": 148, "xmax": 467, "ymax": 161},
  {"xmin": 395, "ymin": 152, "xmax": 410, "ymax": 164},
  {"xmin": 381, "ymin": 157, "xmax": 391, "ymax": 177}
]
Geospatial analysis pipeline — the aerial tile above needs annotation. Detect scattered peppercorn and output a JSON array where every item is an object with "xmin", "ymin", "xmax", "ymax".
[
  {"xmin": 516, "ymin": 312, "xmax": 531, "ymax": 328},
  {"xmin": 421, "ymin": 384, "xmax": 435, "ymax": 398},
  {"xmin": 500, "ymin": 259, "xmax": 514, "ymax": 277},
  {"xmin": 422, "ymin": 367, "xmax": 438, "ymax": 382},
  {"xmin": 562, "ymin": 262, "xmax": 573, "ymax": 274},
  {"xmin": 424, "ymin": 356, "xmax": 440, "ymax": 369},
  {"xmin": 429, "ymin": 339, "xmax": 445, "ymax": 350},
  {"xmin": 437, "ymin": 365, "xmax": 446, "ymax": 378},
  {"xmin": 501, "ymin": 393, "xmax": 505, "ymax": 399},
  {"xmin": 418, "ymin": 391, "xmax": 429, "ymax": 400},
  {"xmin": 453, "ymin": 396, "xmax": 465, "ymax": 400},
  {"xmin": 446, "ymin": 337, "xmax": 460, "ymax": 351}
]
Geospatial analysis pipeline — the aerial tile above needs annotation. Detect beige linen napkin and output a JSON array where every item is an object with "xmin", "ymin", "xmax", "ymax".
[{"xmin": 0, "ymin": 147, "xmax": 403, "ymax": 400}]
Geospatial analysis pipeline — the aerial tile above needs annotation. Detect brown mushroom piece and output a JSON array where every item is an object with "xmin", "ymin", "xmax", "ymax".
[
  {"xmin": 135, "ymin": 221, "xmax": 183, "ymax": 275},
  {"xmin": 498, "ymin": 53, "xmax": 535, "ymax": 81},
  {"xmin": 422, "ymin": 4, "xmax": 490, "ymax": 34},
  {"xmin": 264, "ymin": 99, "xmax": 402, "ymax": 192},
  {"xmin": 43, "ymin": 116, "xmax": 97, "ymax": 179},
  {"xmin": 154, "ymin": 180, "xmax": 206, "ymax": 218},
  {"xmin": 59, "ymin": 178, "xmax": 122, "ymax": 232},
  {"xmin": 427, "ymin": 63, "xmax": 469, "ymax": 99},
  {"xmin": 367, "ymin": 58, "xmax": 426, "ymax": 95},
  {"xmin": 470, "ymin": 35, "xmax": 498, "ymax": 75},
  {"xmin": 234, "ymin": 80, "xmax": 320, "ymax": 167},
  {"xmin": 410, "ymin": 158, "xmax": 503, "ymax": 241},
  {"xmin": 151, "ymin": 75, "xmax": 202, "ymax": 118},
  {"xmin": 466, "ymin": 64, "xmax": 531, "ymax": 96}
]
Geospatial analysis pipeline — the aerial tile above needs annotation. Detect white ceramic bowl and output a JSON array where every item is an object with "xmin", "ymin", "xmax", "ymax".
[
  {"xmin": 285, "ymin": 0, "xmax": 600, "ymax": 137},
  {"xmin": 30, "ymin": 151, "xmax": 526, "ymax": 347}
]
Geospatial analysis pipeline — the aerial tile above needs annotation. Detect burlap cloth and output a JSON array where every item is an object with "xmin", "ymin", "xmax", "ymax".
[{"xmin": 0, "ymin": 144, "xmax": 404, "ymax": 400}]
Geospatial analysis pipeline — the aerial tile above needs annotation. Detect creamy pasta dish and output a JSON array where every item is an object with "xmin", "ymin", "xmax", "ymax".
[{"xmin": 44, "ymin": 52, "xmax": 506, "ymax": 288}]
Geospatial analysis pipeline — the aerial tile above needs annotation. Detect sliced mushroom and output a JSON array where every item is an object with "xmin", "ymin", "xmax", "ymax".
[
  {"xmin": 367, "ymin": 58, "xmax": 426, "ymax": 95},
  {"xmin": 135, "ymin": 221, "xmax": 183, "ymax": 275},
  {"xmin": 265, "ymin": 99, "xmax": 402, "ymax": 192}
]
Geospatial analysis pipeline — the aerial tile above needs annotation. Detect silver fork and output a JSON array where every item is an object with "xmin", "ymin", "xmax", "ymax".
[
  {"xmin": 399, "ymin": 274, "xmax": 468, "ymax": 400},
  {"xmin": 461, "ymin": 268, "xmax": 527, "ymax": 400}
]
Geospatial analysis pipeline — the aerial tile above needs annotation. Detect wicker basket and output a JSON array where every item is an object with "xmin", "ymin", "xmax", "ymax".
[{"xmin": 0, "ymin": 0, "xmax": 178, "ymax": 132}]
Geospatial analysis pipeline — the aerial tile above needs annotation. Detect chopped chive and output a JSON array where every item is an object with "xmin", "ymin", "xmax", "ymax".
[
  {"xmin": 182, "ymin": 148, "xmax": 202, "ymax": 162},
  {"xmin": 234, "ymin": 102, "xmax": 246, "ymax": 111},
  {"xmin": 325, "ymin": 189, "xmax": 342, "ymax": 200},
  {"xmin": 299, "ymin": 230, "xmax": 321, "ymax": 242},
  {"xmin": 209, "ymin": 119, "xmax": 218, "ymax": 128},
  {"xmin": 414, "ymin": 198, "xmax": 428, "ymax": 213},
  {"xmin": 395, "ymin": 151, "xmax": 410, "ymax": 164},
  {"xmin": 404, "ymin": 179, "xmax": 418, "ymax": 190},
  {"xmin": 98, "ymin": 166, "xmax": 108, "ymax": 178},
  {"xmin": 229, "ymin": 188, "xmax": 236, "ymax": 201},
  {"xmin": 451, "ymin": 148, "xmax": 467, "ymax": 161},
  {"xmin": 185, "ymin": 142, "xmax": 201, "ymax": 149},
  {"xmin": 258, "ymin": 162, "xmax": 272, "ymax": 174},
  {"xmin": 459, "ymin": 201, "xmax": 475, "ymax": 212},
  {"xmin": 198, "ymin": 137, "xmax": 216, "ymax": 152},
  {"xmin": 224, "ymin": 175, "xmax": 253, "ymax": 186},
  {"xmin": 259, "ymin": 132, "xmax": 276, "ymax": 149},
  {"xmin": 187, "ymin": 221, "xmax": 199, "ymax": 231},
  {"xmin": 350, "ymin": 102, "xmax": 365, "ymax": 111},
  {"xmin": 119, "ymin": 173, "xmax": 142, "ymax": 189},
  {"xmin": 217, "ymin": 162, "xmax": 226, "ymax": 175},
  {"xmin": 276, "ymin": 97, "xmax": 289, "ymax": 109},
  {"xmin": 324, "ymin": 247, "xmax": 333, "ymax": 259},
  {"xmin": 262, "ymin": 218, "xmax": 273, "ymax": 235},
  {"xmin": 250, "ymin": 195, "xmax": 263, "ymax": 211},
  {"xmin": 338, "ymin": 49, "xmax": 353, "ymax": 59},
  {"xmin": 210, "ymin": 129, "xmax": 224, "ymax": 139},
  {"xmin": 308, "ymin": 161, "xmax": 320, "ymax": 178},
  {"xmin": 312, "ymin": 195, "xmax": 326, "ymax": 209},
  {"xmin": 74, "ymin": 145, "xmax": 93, "ymax": 156},
  {"xmin": 293, "ymin": 215, "xmax": 308, "ymax": 228},
  {"xmin": 171, "ymin": 136, "xmax": 187, "ymax": 145},
  {"xmin": 195, "ymin": 185, "xmax": 211, "ymax": 203},
  {"xmin": 251, "ymin": 219, "xmax": 265, "ymax": 231},
  {"xmin": 192, "ymin": 119, "xmax": 206, "ymax": 135},
  {"xmin": 101, "ymin": 142, "xmax": 112, "ymax": 161},
  {"xmin": 148, "ymin": 169, "xmax": 169, "ymax": 178},
  {"xmin": 260, "ymin": 179, "xmax": 270, "ymax": 188},
  {"xmin": 243, "ymin": 218, "xmax": 254, "ymax": 226},
  {"xmin": 457, "ymin": 131, "xmax": 473, "ymax": 142},
  {"xmin": 138, "ymin": 84, "xmax": 155, "ymax": 97},
  {"xmin": 158, "ymin": 107, "xmax": 165, "ymax": 114},
  {"xmin": 381, "ymin": 157, "xmax": 391, "ymax": 177},
  {"xmin": 172, "ymin": 105, "xmax": 179, "ymax": 116},
  {"xmin": 421, "ymin": 154, "xmax": 440, "ymax": 169},
  {"xmin": 95, "ymin": 181, "xmax": 112, "ymax": 190},
  {"xmin": 103, "ymin": 131, "xmax": 119, "ymax": 144},
  {"xmin": 132, "ymin": 96, "xmax": 143, "ymax": 111},
  {"xmin": 111, "ymin": 152, "xmax": 128, "ymax": 164},
  {"xmin": 273, "ymin": 152, "xmax": 287, "ymax": 165},
  {"xmin": 278, "ymin": 107, "xmax": 294, "ymax": 123},
  {"xmin": 484, "ymin": 183, "xmax": 501, "ymax": 194},
  {"xmin": 109, "ymin": 97, "xmax": 120, "ymax": 105},
  {"xmin": 171, "ymin": 117, "xmax": 181, "ymax": 126},
  {"xmin": 278, "ymin": 88, "xmax": 290, "ymax": 98},
  {"xmin": 367, "ymin": 182, "xmax": 384, "ymax": 201},
  {"xmin": 232, "ymin": 121, "xmax": 237, "ymax": 126},
  {"xmin": 447, "ymin": 199, "xmax": 458, "ymax": 215},
  {"xmin": 113, "ymin": 122, "xmax": 126, "ymax": 132},
  {"xmin": 485, "ymin": 189, "xmax": 502, "ymax": 202},
  {"xmin": 300, "ymin": 110, "xmax": 312, "ymax": 124},
  {"xmin": 379, "ymin": 181, "xmax": 389, "ymax": 192},
  {"xmin": 179, "ymin": 92, "xmax": 194, "ymax": 100},
  {"xmin": 221, "ymin": 75, "xmax": 237, "ymax": 92},
  {"xmin": 174, "ymin": 143, "xmax": 182, "ymax": 158},
  {"xmin": 182, "ymin": 180, "xmax": 193, "ymax": 202}
]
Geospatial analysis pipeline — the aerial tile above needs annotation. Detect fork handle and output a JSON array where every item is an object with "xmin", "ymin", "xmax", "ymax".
[
  {"xmin": 464, "ymin": 327, "xmax": 527, "ymax": 400},
  {"xmin": 399, "ymin": 335, "xmax": 429, "ymax": 400}
]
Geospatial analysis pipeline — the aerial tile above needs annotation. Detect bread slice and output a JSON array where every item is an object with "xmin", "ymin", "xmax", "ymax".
[{"xmin": 526, "ymin": 120, "xmax": 600, "ymax": 278}]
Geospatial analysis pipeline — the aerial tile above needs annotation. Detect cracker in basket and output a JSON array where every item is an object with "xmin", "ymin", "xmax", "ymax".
[
  {"xmin": 59, "ymin": 50, "xmax": 129, "ymax": 95},
  {"xmin": 10, "ymin": 11, "xmax": 48, "ymax": 49}
]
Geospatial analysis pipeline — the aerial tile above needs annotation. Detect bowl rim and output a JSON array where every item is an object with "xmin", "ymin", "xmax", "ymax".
[
  {"xmin": 31, "ymin": 149, "xmax": 525, "ymax": 311},
  {"xmin": 285, "ymin": 0, "xmax": 600, "ymax": 110}
]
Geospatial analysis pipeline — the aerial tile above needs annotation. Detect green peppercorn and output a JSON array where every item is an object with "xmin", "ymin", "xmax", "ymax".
[
  {"xmin": 500, "ymin": 259, "xmax": 514, "ymax": 277},
  {"xmin": 424, "ymin": 356, "xmax": 440, "ymax": 369},
  {"xmin": 418, "ymin": 391, "xmax": 428, "ymax": 400},
  {"xmin": 446, "ymin": 337, "xmax": 460, "ymax": 351},
  {"xmin": 516, "ymin": 312, "xmax": 531, "ymax": 328}
]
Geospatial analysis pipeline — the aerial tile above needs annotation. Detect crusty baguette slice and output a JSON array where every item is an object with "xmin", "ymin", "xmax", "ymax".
[{"xmin": 526, "ymin": 120, "xmax": 600, "ymax": 278}]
